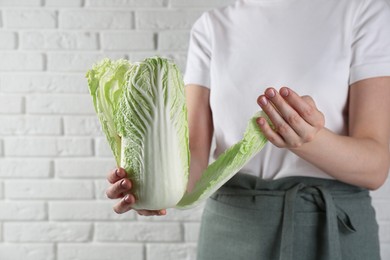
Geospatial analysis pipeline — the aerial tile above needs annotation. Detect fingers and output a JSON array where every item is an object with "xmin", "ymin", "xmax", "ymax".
[
  {"xmin": 107, "ymin": 168, "xmax": 127, "ymax": 184},
  {"xmin": 113, "ymin": 193, "xmax": 136, "ymax": 214},
  {"xmin": 113, "ymin": 194, "xmax": 166, "ymax": 215},
  {"xmin": 110, "ymin": 184, "xmax": 166, "ymax": 216},
  {"xmin": 258, "ymin": 88, "xmax": 310, "ymax": 139},
  {"xmin": 279, "ymin": 88, "xmax": 324, "ymax": 128},
  {"xmin": 137, "ymin": 209, "xmax": 167, "ymax": 216},
  {"xmin": 256, "ymin": 116, "xmax": 285, "ymax": 147},
  {"xmin": 107, "ymin": 168, "xmax": 167, "ymax": 216},
  {"xmin": 257, "ymin": 86, "xmax": 325, "ymax": 148},
  {"xmin": 106, "ymin": 174, "xmax": 132, "ymax": 199}
]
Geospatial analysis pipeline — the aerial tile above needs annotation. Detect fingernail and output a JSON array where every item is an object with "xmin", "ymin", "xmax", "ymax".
[
  {"xmin": 121, "ymin": 179, "xmax": 127, "ymax": 188},
  {"xmin": 280, "ymin": 88, "xmax": 289, "ymax": 97},
  {"xmin": 123, "ymin": 194, "xmax": 131, "ymax": 203},
  {"xmin": 115, "ymin": 169, "xmax": 122, "ymax": 178},
  {"xmin": 266, "ymin": 89, "xmax": 275, "ymax": 98},
  {"xmin": 259, "ymin": 96, "xmax": 268, "ymax": 106},
  {"xmin": 257, "ymin": 117, "xmax": 265, "ymax": 126}
]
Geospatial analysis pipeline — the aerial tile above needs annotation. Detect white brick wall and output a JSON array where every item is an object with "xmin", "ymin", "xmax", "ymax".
[
  {"xmin": 0, "ymin": 53, "xmax": 44, "ymax": 71},
  {"xmin": 0, "ymin": 1, "xmax": 389, "ymax": 260},
  {"xmin": 4, "ymin": 222, "xmax": 92, "ymax": 242},
  {"xmin": 57, "ymin": 244, "xmax": 143, "ymax": 260},
  {"xmin": 0, "ymin": 244, "xmax": 55, "ymax": 260},
  {"xmin": 4, "ymin": 10, "xmax": 57, "ymax": 29}
]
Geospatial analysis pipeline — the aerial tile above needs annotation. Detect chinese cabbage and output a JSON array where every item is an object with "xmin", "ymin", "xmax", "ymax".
[{"xmin": 87, "ymin": 57, "xmax": 268, "ymax": 210}]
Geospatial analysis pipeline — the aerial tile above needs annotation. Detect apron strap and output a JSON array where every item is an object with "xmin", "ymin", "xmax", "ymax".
[
  {"xmin": 317, "ymin": 186, "xmax": 342, "ymax": 260},
  {"xmin": 279, "ymin": 183, "xmax": 304, "ymax": 260},
  {"xmin": 279, "ymin": 184, "xmax": 356, "ymax": 260}
]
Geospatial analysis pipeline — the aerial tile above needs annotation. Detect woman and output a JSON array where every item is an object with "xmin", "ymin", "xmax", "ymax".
[{"xmin": 105, "ymin": 0, "xmax": 390, "ymax": 259}]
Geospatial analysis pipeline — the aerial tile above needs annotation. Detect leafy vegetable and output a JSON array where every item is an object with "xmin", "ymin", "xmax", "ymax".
[
  {"xmin": 87, "ymin": 57, "xmax": 268, "ymax": 210},
  {"xmin": 177, "ymin": 111, "xmax": 267, "ymax": 209}
]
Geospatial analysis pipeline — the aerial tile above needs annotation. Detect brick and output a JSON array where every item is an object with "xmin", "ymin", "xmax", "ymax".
[
  {"xmin": 4, "ymin": 137, "xmax": 93, "ymax": 157},
  {"xmin": 45, "ymin": 0, "xmax": 82, "ymax": 7},
  {"xmin": 147, "ymin": 243, "xmax": 197, "ymax": 260},
  {"xmin": 0, "ymin": 115, "xmax": 61, "ymax": 135},
  {"xmin": 158, "ymin": 31, "xmax": 189, "ymax": 50},
  {"xmin": 95, "ymin": 137, "xmax": 114, "ymax": 157},
  {"xmin": 0, "ymin": 0, "xmax": 42, "ymax": 6},
  {"xmin": 0, "ymin": 31, "xmax": 17, "ymax": 49},
  {"xmin": 0, "ymin": 95, "xmax": 23, "ymax": 114},
  {"xmin": 47, "ymin": 52, "xmax": 126, "ymax": 72},
  {"xmin": 21, "ymin": 31, "xmax": 99, "ymax": 50},
  {"xmin": 58, "ymin": 244, "xmax": 143, "ymax": 260},
  {"xmin": 373, "ymin": 200, "xmax": 390, "ymax": 221},
  {"xmin": 4, "ymin": 222, "xmax": 92, "ymax": 242},
  {"xmin": 0, "ymin": 159, "xmax": 51, "ymax": 178},
  {"xmin": 4, "ymin": 10, "xmax": 56, "ymax": 29},
  {"xmin": 102, "ymin": 32, "xmax": 154, "ymax": 51},
  {"xmin": 379, "ymin": 222, "xmax": 390, "ymax": 243},
  {"xmin": 0, "ymin": 202, "xmax": 46, "ymax": 220},
  {"xmin": 5, "ymin": 180, "xmax": 94, "ymax": 199},
  {"xmin": 63, "ymin": 116, "xmax": 103, "ymax": 136},
  {"xmin": 86, "ymin": 0, "xmax": 164, "ymax": 7},
  {"xmin": 171, "ymin": 0, "xmax": 235, "ymax": 7},
  {"xmin": 137, "ymin": 204, "xmax": 204, "ymax": 222},
  {"xmin": 0, "ymin": 52, "xmax": 44, "ymax": 71},
  {"xmin": 0, "ymin": 244, "xmax": 55, "ymax": 260},
  {"xmin": 184, "ymin": 222, "xmax": 200, "ymax": 242},
  {"xmin": 136, "ymin": 10, "xmax": 202, "ymax": 30},
  {"xmin": 26, "ymin": 94, "xmax": 94, "ymax": 114},
  {"xmin": 0, "ymin": 73, "xmax": 88, "ymax": 93},
  {"xmin": 49, "ymin": 201, "xmax": 134, "ymax": 220},
  {"xmin": 95, "ymin": 222, "xmax": 182, "ymax": 242},
  {"xmin": 59, "ymin": 10, "xmax": 133, "ymax": 29},
  {"xmin": 55, "ymin": 158, "xmax": 115, "ymax": 178}
]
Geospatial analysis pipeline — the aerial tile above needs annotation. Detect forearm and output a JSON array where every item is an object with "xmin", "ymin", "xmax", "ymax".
[
  {"xmin": 292, "ymin": 128, "xmax": 390, "ymax": 190},
  {"xmin": 185, "ymin": 84, "xmax": 214, "ymax": 193},
  {"xmin": 187, "ymin": 147, "xmax": 210, "ymax": 192}
]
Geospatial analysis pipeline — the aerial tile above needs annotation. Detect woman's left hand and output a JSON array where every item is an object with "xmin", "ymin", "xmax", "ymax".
[{"xmin": 257, "ymin": 87, "xmax": 325, "ymax": 149}]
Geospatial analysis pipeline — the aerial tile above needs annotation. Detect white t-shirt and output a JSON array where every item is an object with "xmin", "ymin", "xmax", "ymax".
[{"xmin": 184, "ymin": 0, "xmax": 390, "ymax": 180}]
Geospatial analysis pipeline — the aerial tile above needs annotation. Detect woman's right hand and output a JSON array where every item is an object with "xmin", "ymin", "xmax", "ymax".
[{"xmin": 106, "ymin": 168, "xmax": 166, "ymax": 216}]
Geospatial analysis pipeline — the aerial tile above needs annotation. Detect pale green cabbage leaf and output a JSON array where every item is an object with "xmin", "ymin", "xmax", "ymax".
[{"xmin": 87, "ymin": 57, "xmax": 268, "ymax": 210}]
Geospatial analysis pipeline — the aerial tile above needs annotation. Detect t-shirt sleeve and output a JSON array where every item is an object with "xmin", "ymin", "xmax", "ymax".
[
  {"xmin": 183, "ymin": 13, "xmax": 212, "ymax": 89},
  {"xmin": 349, "ymin": 0, "xmax": 390, "ymax": 85}
]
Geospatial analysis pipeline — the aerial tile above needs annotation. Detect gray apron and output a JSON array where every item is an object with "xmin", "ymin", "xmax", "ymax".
[{"xmin": 197, "ymin": 173, "xmax": 380, "ymax": 260}]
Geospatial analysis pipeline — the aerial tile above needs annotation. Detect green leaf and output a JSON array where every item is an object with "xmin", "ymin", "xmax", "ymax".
[{"xmin": 176, "ymin": 111, "xmax": 268, "ymax": 208}]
